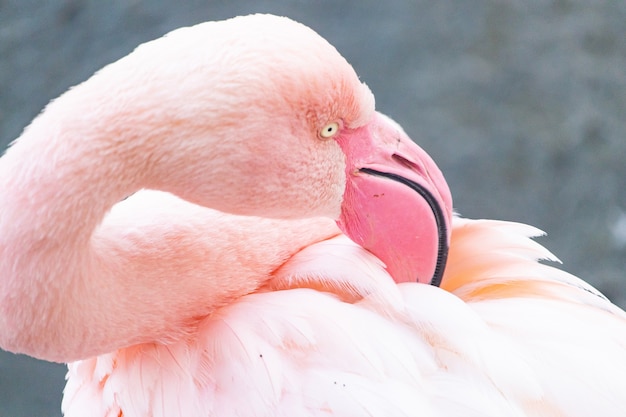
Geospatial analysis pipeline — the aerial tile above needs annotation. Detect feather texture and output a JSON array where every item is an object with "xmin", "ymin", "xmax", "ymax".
[
  {"xmin": 62, "ymin": 216, "xmax": 626, "ymax": 416},
  {"xmin": 1, "ymin": 14, "xmax": 623, "ymax": 417}
]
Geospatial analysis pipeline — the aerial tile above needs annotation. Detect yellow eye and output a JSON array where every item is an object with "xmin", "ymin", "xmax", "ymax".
[{"xmin": 320, "ymin": 122, "xmax": 340, "ymax": 139}]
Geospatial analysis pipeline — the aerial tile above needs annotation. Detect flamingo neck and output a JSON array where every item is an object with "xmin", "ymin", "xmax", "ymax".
[
  {"xmin": 0, "ymin": 16, "xmax": 357, "ymax": 362},
  {"xmin": 0, "ymin": 80, "xmax": 339, "ymax": 362}
]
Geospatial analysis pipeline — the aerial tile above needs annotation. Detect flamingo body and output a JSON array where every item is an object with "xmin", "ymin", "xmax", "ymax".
[
  {"xmin": 63, "ymin": 209, "xmax": 626, "ymax": 416},
  {"xmin": 0, "ymin": 14, "xmax": 625, "ymax": 417}
]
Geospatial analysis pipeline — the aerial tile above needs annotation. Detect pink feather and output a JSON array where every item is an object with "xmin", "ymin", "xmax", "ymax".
[{"xmin": 0, "ymin": 14, "xmax": 624, "ymax": 417}]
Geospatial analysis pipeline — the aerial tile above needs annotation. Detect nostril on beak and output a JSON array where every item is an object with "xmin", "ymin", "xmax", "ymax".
[{"xmin": 392, "ymin": 153, "xmax": 426, "ymax": 177}]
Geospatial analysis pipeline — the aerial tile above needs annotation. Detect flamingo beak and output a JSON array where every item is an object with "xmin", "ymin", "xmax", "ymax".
[{"xmin": 335, "ymin": 112, "xmax": 453, "ymax": 285}]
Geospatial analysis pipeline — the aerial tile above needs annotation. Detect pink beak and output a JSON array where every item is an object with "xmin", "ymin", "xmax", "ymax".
[{"xmin": 336, "ymin": 112, "xmax": 453, "ymax": 285}]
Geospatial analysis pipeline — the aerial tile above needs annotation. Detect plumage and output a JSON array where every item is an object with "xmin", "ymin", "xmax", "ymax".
[
  {"xmin": 1, "ymin": 13, "xmax": 625, "ymax": 417},
  {"xmin": 62, "ymin": 214, "xmax": 626, "ymax": 416}
]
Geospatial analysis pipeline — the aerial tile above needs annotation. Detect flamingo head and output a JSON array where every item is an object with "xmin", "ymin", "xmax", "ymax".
[
  {"xmin": 97, "ymin": 14, "xmax": 453, "ymax": 285},
  {"xmin": 228, "ymin": 16, "xmax": 454, "ymax": 285},
  {"xmin": 177, "ymin": 15, "xmax": 454, "ymax": 285}
]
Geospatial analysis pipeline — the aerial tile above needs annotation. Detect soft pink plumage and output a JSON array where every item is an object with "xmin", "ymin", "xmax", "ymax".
[
  {"xmin": 61, "ymin": 202, "xmax": 626, "ymax": 416},
  {"xmin": 1, "ymin": 14, "xmax": 625, "ymax": 417}
]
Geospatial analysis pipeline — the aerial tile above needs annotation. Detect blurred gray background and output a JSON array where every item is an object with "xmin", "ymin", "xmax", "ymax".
[{"xmin": 1, "ymin": 0, "xmax": 624, "ymax": 415}]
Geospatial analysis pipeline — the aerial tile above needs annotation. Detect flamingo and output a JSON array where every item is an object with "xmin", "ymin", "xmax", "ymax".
[{"xmin": 1, "ymin": 14, "xmax": 625, "ymax": 417}]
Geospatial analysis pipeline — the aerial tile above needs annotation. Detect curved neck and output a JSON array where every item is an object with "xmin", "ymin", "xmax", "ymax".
[
  {"xmin": 0, "ymin": 85, "xmax": 339, "ymax": 362},
  {"xmin": 0, "ymin": 17, "xmax": 356, "ymax": 361}
]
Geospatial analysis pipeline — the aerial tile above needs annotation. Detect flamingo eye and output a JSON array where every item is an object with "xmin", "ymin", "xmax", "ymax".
[{"xmin": 319, "ymin": 122, "xmax": 340, "ymax": 139}]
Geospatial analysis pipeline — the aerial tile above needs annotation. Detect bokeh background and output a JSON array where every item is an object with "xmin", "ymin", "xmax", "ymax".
[{"xmin": 1, "ymin": 1, "xmax": 624, "ymax": 415}]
